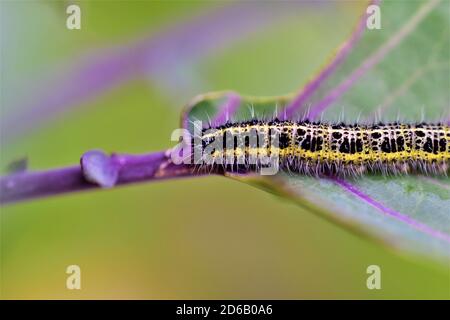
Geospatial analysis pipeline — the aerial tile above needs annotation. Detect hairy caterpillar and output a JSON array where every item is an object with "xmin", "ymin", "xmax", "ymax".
[{"xmin": 192, "ymin": 119, "xmax": 450, "ymax": 176}]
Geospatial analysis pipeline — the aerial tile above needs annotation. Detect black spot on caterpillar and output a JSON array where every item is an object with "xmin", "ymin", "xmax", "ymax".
[{"xmin": 193, "ymin": 119, "xmax": 449, "ymax": 177}]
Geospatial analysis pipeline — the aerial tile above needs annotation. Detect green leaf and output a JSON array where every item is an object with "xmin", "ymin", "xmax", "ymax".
[{"xmin": 181, "ymin": 0, "xmax": 450, "ymax": 262}]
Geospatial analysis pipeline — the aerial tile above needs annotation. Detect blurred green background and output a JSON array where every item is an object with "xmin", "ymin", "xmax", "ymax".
[{"xmin": 1, "ymin": 1, "xmax": 448, "ymax": 299}]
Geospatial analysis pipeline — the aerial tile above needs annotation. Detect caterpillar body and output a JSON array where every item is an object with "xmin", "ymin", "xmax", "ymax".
[{"xmin": 194, "ymin": 120, "xmax": 450, "ymax": 176}]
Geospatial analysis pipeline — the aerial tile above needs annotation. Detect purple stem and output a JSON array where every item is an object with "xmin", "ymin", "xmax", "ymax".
[
  {"xmin": 334, "ymin": 177, "xmax": 450, "ymax": 243},
  {"xmin": 0, "ymin": 150, "xmax": 209, "ymax": 205},
  {"xmin": 283, "ymin": 0, "xmax": 379, "ymax": 119}
]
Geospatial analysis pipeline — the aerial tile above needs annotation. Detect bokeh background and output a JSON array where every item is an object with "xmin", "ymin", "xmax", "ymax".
[{"xmin": 1, "ymin": 0, "xmax": 449, "ymax": 299}]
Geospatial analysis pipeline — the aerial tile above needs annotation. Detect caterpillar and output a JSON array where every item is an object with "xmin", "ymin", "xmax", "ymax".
[{"xmin": 191, "ymin": 119, "xmax": 450, "ymax": 176}]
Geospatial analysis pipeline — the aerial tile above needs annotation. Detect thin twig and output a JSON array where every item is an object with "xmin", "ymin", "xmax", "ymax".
[{"xmin": 0, "ymin": 150, "xmax": 209, "ymax": 205}]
